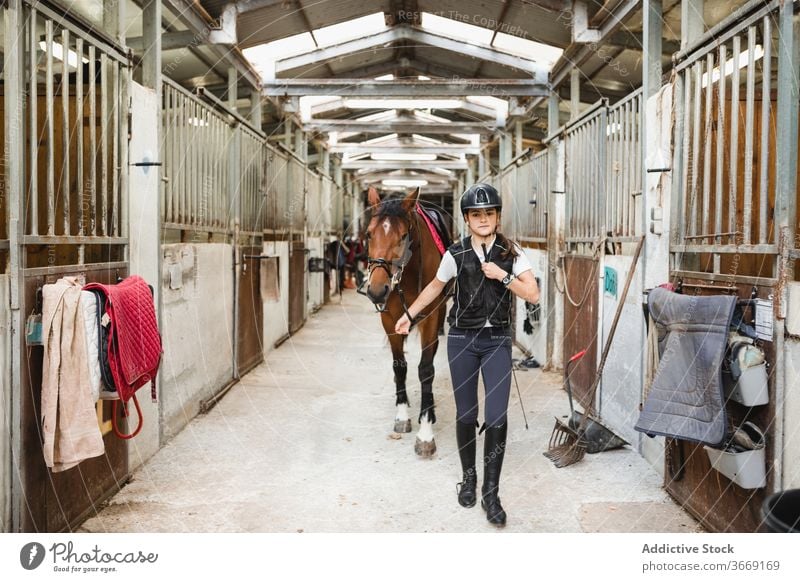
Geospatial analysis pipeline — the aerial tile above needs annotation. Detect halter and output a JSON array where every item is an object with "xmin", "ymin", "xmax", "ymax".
[{"xmin": 358, "ymin": 206, "xmax": 423, "ymax": 324}]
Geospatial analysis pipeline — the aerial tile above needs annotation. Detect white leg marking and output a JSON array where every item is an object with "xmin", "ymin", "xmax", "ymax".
[
  {"xmin": 417, "ymin": 415, "xmax": 435, "ymax": 443},
  {"xmin": 395, "ymin": 403, "xmax": 409, "ymax": 421}
]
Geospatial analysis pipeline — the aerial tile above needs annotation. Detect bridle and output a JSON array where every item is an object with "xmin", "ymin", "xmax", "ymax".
[{"xmin": 358, "ymin": 206, "xmax": 423, "ymax": 323}]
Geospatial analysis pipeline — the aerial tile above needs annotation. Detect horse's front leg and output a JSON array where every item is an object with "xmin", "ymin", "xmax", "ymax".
[
  {"xmin": 414, "ymin": 315, "xmax": 439, "ymax": 458},
  {"xmin": 383, "ymin": 314, "xmax": 411, "ymax": 433}
]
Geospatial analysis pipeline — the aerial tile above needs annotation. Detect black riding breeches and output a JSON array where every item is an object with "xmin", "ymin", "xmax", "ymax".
[{"xmin": 447, "ymin": 327, "xmax": 512, "ymax": 427}]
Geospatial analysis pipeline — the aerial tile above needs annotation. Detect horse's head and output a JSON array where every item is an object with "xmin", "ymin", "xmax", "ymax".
[{"xmin": 363, "ymin": 187, "xmax": 419, "ymax": 309}]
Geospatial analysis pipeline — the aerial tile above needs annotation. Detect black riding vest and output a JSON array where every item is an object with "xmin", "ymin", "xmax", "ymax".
[{"xmin": 447, "ymin": 236, "xmax": 515, "ymax": 329}]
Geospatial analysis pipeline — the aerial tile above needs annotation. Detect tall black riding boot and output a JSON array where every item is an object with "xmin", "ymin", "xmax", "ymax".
[
  {"xmin": 481, "ymin": 423, "xmax": 507, "ymax": 527},
  {"xmin": 455, "ymin": 420, "xmax": 478, "ymax": 508}
]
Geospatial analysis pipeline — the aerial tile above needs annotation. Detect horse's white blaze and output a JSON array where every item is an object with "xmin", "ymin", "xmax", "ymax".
[
  {"xmin": 382, "ymin": 219, "xmax": 391, "ymax": 235},
  {"xmin": 395, "ymin": 403, "xmax": 409, "ymax": 421},
  {"xmin": 417, "ymin": 416, "xmax": 435, "ymax": 442}
]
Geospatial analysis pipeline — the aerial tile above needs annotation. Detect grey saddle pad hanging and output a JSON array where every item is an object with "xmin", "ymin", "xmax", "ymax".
[{"xmin": 635, "ymin": 287, "xmax": 736, "ymax": 447}]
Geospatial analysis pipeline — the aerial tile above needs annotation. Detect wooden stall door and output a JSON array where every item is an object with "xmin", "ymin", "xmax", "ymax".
[
  {"xmin": 238, "ymin": 247, "xmax": 264, "ymax": 375},
  {"xmin": 288, "ymin": 241, "xmax": 306, "ymax": 334},
  {"xmin": 562, "ymin": 256, "xmax": 599, "ymax": 408}
]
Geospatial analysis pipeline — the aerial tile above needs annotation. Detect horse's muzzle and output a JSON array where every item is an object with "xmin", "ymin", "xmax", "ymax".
[{"xmin": 366, "ymin": 284, "xmax": 390, "ymax": 306}]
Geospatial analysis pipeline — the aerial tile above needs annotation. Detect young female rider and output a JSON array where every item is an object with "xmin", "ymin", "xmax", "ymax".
[{"xmin": 395, "ymin": 183, "xmax": 539, "ymax": 527}]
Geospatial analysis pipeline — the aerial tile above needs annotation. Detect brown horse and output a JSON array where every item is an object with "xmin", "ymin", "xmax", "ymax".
[{"xmin": 362, "ymin": 187, "xmax": 449, "ymax": 457}]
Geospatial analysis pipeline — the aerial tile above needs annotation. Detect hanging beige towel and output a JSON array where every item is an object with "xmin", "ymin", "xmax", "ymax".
[{"xmin": 41, "ymin": 277, "xmax": 104, "ymax": 472}]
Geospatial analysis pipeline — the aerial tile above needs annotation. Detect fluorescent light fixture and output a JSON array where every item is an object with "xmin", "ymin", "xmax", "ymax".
[
  {"xmin": 375, "ymin": 74, "xmax": 394, "ymax": 81},
  {"xmin": 371, "ymin": 153, "xmax": 438, "ymax": 161},
  {"xmin": 39, "ymin": 41, "xmax": 88, "ymax": 68},
  {"xmin": 344, "ymin": 99, "xmax": 463, "ymax": 110},
  {"xmin": 701, "ymin": 45, "xmax": 764, "ymax": 87},
  {"xmin": 382, "ymin": 179, "xmax": 429, "ymax": 187},
  {"xmin": 418, "ymin": 75, "xmax": 431, "ymax": 81}
]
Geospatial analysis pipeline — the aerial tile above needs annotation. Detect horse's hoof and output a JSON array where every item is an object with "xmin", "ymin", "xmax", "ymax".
[
  {"xmin": 414, "ymin": 438, "xmax": 437, "ymax": 458},
  {"xmin": 394, "ymin": 419, "xmax": 412, "ymax": 433}
]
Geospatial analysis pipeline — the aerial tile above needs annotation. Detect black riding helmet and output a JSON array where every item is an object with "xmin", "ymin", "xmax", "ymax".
[{"xmin": 460, "ymin": 183, "xmax": 502, "ymax": 215}]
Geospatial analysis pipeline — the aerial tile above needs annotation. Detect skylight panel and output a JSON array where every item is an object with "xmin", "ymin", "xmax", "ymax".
[
  {"xmin": 493, "ymin": 33, "xmax": 563, "ymax": 67},
  {"xmin": 313, "ymin": 13, "xmax": 387, "ymax": 46},
  {"xmin": 243, "ymin": 32, "xmax": 315, "ymax": 75},
  {"xmin": 421, "ymin": 13, "xmax": 493, "ymax": 45}
]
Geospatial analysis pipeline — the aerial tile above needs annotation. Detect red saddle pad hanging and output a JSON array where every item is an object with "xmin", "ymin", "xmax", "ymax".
[{"xmin": 84, "ymin": 275, "xmax": 162, "ymax": 438}]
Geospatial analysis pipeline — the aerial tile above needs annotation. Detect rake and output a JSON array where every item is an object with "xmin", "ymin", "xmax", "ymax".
[
  {"xmin": 543, "ymin": 350, "xmax": 589, "ymax": 467},
  {"xmin": 544, "ymin": 235, "xmax": 644, "ymax": 468}
]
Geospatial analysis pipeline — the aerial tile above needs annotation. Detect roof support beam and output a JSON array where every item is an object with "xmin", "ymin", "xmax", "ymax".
[
  {"xmin": 305, "ymin": 119, "xmax": 496, "ymax": 135},
  {"xmin": 340, "ymin": 58, "xmax": 463, "ymax": 80},
  {"xmin": 330, "ymin": 144, "xmax": 480, "ymax": 155},
  {"xmin": 550, "ymin": 0, "xmax": 640, "ymax": 87},
  {"xmin": 266, "ymin": 79, "xmax": 548, "ymax": 98},
  {"xmin": 274, "ymin": 25, "xmax": 548, "ymax": 79},
  {"xmin": 163, "ymin": 0, "xmax": 261, "ymax": 89},
  {"xmin": 343, "ymin": 160, "xmax": 468, "ymax": 170}
]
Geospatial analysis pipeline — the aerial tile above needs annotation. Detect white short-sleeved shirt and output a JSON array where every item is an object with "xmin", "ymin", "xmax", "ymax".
[{"xmin": 435, "ymin": 236, "xmax": 533, "ymax": 283}]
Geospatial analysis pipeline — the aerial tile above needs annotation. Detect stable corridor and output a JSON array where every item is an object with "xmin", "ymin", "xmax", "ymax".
[{"xmin": 80, "ymin": 291, "xmax": 699, "ymax": 533}]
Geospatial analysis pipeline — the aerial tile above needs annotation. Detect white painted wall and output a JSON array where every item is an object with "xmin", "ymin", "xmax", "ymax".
[
  {"xmin": 598, "ymin": 254, "xmax": 644, "ymax": 447},
  {"xmin": 262, "ymin": 240, "xmax": 290, "ymax": 355},
  {"xmin": 307, "ymin": 237, "xmax": 323, "ymax": 312},
  {"xmin": 783, "ymin": 339, "xmax": 800, "ymax": 489},
  {"xmin": 0, "ymin": 276, "xmax": 10, "ymax": 531},
  {"xmin": 515, "ymin": 248, "xmax": 548, "ymax": 363},
  {"xmin": 127, "ymin": 82, "xmax": 161, "ymax": 469},
  {"xmin": 160, "ymin": 244, "xmax": 234, "ymax": 441}
]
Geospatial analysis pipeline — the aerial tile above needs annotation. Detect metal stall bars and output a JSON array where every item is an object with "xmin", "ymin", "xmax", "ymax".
[
  {"xmin": 237, "ymin": 123, "xmax": 267, "ymax": 239},
  {"xmin": 12, "ymin": 0, "xmax": 131, "ymax": 532},
  {"xmin": 498, "ymin": 161, "xmax": 518, "ymax": 240},
  {"xmin": 162, "ymin": 79, "xmax": 234, "ymax": 239},
  {"xmin": 606, "ymin": 89, "xmax": 643, "ymax": 245},
  {"xmin": 668, "ymin": 0, "xmax": 783, "ymax": 533},
  {"xmin": 517, "ymin": 149, "xmax": 549, "ymax": 246},
  {"xmin": 564, "ymin": 100, "xmax": 608, "ymax": 254},
  {"xmin": 305, "ymin": 168, "xmax": 324, "ymax": 236},
  {"xmin": 672, "ymin": 3, "xmax": 778, "ymax": 278},
  {"xmin": 263, "ymin": 143, "xmax": 289, "ymax": 234}
]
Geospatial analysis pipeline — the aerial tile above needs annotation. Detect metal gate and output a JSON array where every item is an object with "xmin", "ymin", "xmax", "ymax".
[
  {"xmin": 5, "ymin": 0, "xmax": 131, "ymax": 531},
  {"xmin": 667, "ymin": 1, "xmax": 784, "ymax": 532},
  {"xmin": 561, "ymin": 103, "xmax": 607, "ymax": 405}
]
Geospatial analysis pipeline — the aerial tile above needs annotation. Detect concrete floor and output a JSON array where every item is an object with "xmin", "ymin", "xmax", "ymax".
[{"xmin": 81, "ymin": 290, "xmax": 702, "ymax": 533}]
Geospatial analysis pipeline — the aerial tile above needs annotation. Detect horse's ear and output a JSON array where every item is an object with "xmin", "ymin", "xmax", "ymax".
[
  {"xmin": 368, "ymin": 186, "xmax": 381, "ymax": 210},
  {"xmin": 401, "ymin": 187, "xmax": 420, "ymax": 212}
]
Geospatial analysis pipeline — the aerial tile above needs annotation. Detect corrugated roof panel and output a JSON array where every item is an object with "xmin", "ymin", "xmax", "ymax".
[
  {"xmin": 302, "ymin": 0, "xmax": 391, "ymax": 29},
  {"xmin": 238, "ymin": 6, "xmax": 309, "ymax": 48}
]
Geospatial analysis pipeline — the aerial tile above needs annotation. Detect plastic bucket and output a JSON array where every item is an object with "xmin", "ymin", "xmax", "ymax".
[{"xmin": 761, "ymin": 489, "xmax": 800, "ymax": 532}]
